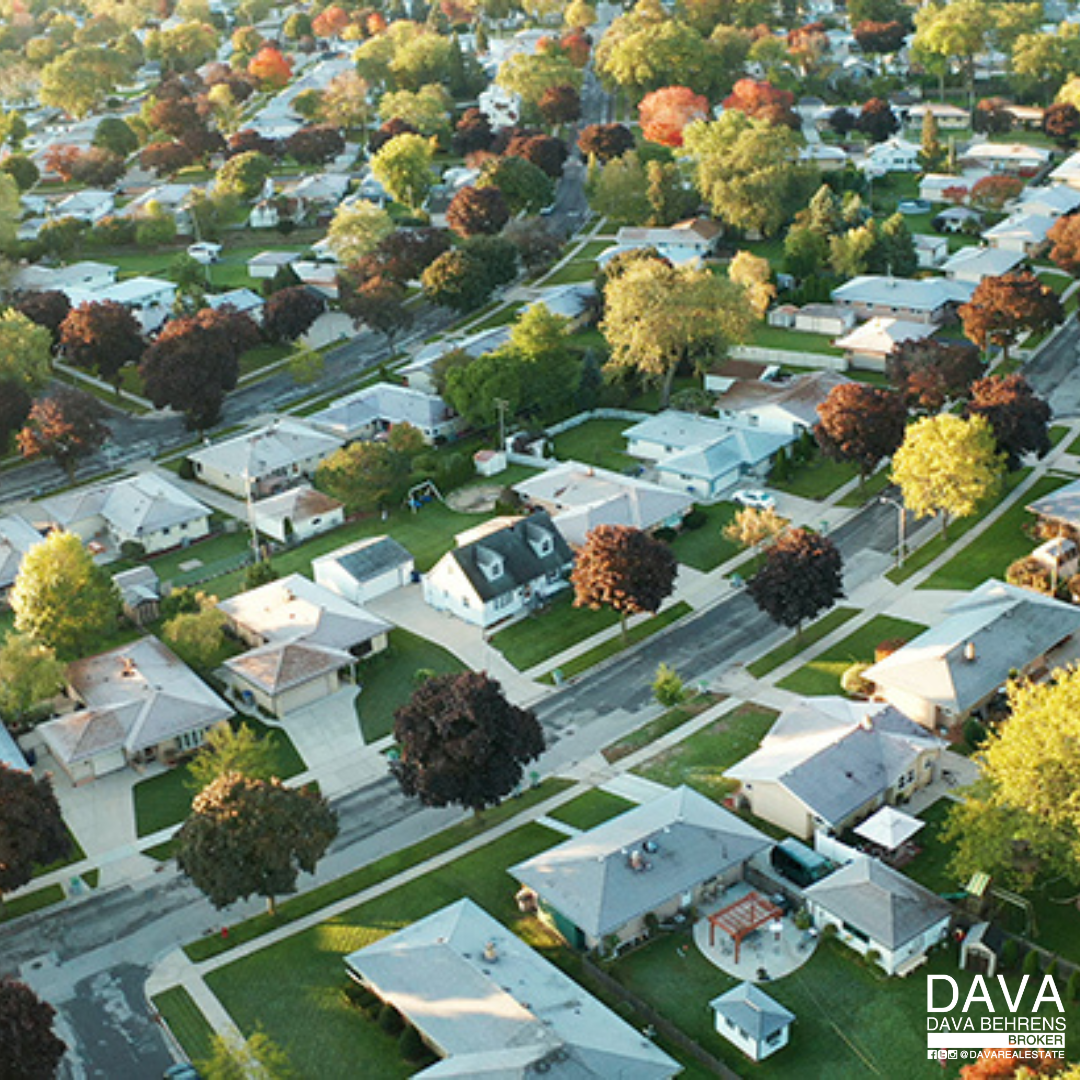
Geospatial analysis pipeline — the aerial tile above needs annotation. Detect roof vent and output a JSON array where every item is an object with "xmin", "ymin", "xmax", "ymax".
[
  {"xmin": 120, "ymin": 657, "xmax": 137, "ymax": 678},
  {"xmin": 483, "ymin": 941, "xmax": 498, "ymax": 963},
  {"xmin": 964, "ymin": 641, "xmax": 976, "ymax": 662},
  {"xmin": 860, "ymin": 714, "xmax": 873, "ymax": 731}
]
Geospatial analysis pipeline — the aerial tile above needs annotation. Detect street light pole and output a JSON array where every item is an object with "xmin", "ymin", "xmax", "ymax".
[{"xmin": 880, "ymin": 495, "xmax": 906, "ymax": 568}]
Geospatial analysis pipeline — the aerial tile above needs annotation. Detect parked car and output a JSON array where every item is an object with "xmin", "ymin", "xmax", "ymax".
[
  {"xmin": 187, "ymin": 242, "xmax": 221, "ymax": 265},
  {"xmin": 732, "ymin": 489, "xmax": 776, "ymax": 511},
  {"xmin": 164, "ymin": 1064, "xmax": 202, "ymax": 1079}
]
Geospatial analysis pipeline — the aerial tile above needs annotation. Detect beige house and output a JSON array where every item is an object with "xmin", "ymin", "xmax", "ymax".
[
  {"xmin": 727, "ymin": 698, "xmax": 943, "ymax": 840},
  {"xmin": 219, "ymin": 574, "xmax": 391, "ymax": 716},
  {"xmin": 38, "ymin": 638, "xmax": 232, "ymax": 784}
]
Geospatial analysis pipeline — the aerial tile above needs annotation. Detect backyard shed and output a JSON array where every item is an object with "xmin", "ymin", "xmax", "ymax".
[{"xmin": 710, "ymin": 982, "xmax": 795, "ymax": 1062}]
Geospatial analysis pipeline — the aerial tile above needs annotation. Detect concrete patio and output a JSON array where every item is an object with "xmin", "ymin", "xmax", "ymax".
[{"xmin": 693, "ymin": 882, "xmax": 817, "ymax": 982}]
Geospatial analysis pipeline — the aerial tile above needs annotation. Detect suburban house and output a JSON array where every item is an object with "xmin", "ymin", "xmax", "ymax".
[
  {"xmin": 1027, "ymin": 476, "xmax": 1080, "ymax": 538},
  {"xmin": 727, "ymin": 698, "xmax": 943, "ymax": 840},
  {"xmin": 37, "ymin": 637, "xmax": 233, "ymax": 784},
  {"xmin": 941, "ymin": 245, "xmax": 1026, "ymax": 285},
  {"xmin": 0, "ymin": 724, "xmax": 29, "ymax": 772},
  {"xmin": 919, "ymin": 173, "xmax": 968, "ymax": 203},
  {"xmin": 345, "ymin": 898, "xmax": 681, "ymax": 1079},
  {"xmin": 205, "ymin": 288, "xmax": 265, "ymax": 322},
  {"xmin": 307, "ymin": 383, "xmax": 459, "ymax": 444},
  {"xmin": 624, "ymin": 411, "xmax": 789, "ymax": 499},
  {"xmin": 863, "ymin": 137, "xmax": 919, "ymax": 176},
  {"xmin": 247, "ymin": 250, "xmax": 302, "ymax": 280},
  {"xmin": 833, "ymin": 318, "xmax": 937, "ymax": 371},
  {"xmin": 312, "ymin": 536, "xmax": 415, "ymax": 605},
  {"xmin": 934, "ymin": 205, "xmax": 983, "ymax": 234},
  {"xmin": 123, "ymin": 183, "xmax": 195, "ymax": 228},
  {"xmin": 512, "ymin": 461, "xmax": 693, "ymax": 547},
  {"xmin": 714, "ymin": 370, "xmax": 851, "ymax": 433},
  {"xmin": 804, "ymin": 856, "xmax": 952, "ymax": 975},
  {"xmin": 767, "ymin": 303, "xmax": 855, "ymax": 336},
  {"xmin": 402, "ymin": 326, "xmax": 511, "ymax": 393},
  {"xmin": 0, "ymin": 515, "xmax": 43, "ymax": 599},
  {"xmin": 863, "ymin": 579, "xmax": 1080, "ymax": 731},
  {"xmin": 52, "ymin": 189, "xmax": 114, "ymax": 223},
  {"xmin": 905, "ymin": 102, "xmax": 969, "ymax": 129},
  {"xmin": 65, "ymin": 276, "xmax": 178, "ymax": 335},
  {"xmin": 219, "ymin": 573, "xmax": 391, "ymax": 717},
  {"xmin": 710, "ymin": 983, "xmax": 795, "ymax": 1063},
  {"xmin": 611, "ymin": 219, "xmax": 722, "ymax": 263},
  {"xmin": 12, "ymin": 260, "xmax": 118, "ymax": 295},
  {"xmin": 478, "ymin": 82, "xmax": 522, "ymax": 128},
  {"xmin": 800, "ymin": 142, "xmax": 848, "ymax": 171},
  {"xmin": 1016, "ymin": 184, "xmax": 1080, "ymax": 217},
  {"xmin": 525, "ymin": 283, "xmax": 596, "ymax": 327},
  {"xmin": 512, "ymin": 785, "xmax": 772, "ymax": 953},
  {"xmin": 982, "ymin": 211, "xmax": 1055, "ymax": 255},
  {"xmin": 113, "ymin": 565, "xmax": 162, "ymax": 627},
  {"xmin": 960, "ymin": 142, "xmax": 1050, "ymax": 176},
  {"xmin": 187, "ymin": 419, "xmax": 343, "ymax": 498},
  {"xmin": 422, "ymin": 511, "xmax": 573, "ymax": 628},
  {"xmin": 831, "ymin": 276, "xmax": 972, "ymax": 324},
  {"xmin": 914, "ymin": 234, "xmax": 949, "ymax": 269},
  {"xmin": 251, "ymin": 485, "xmax": 344, "ymax": 544},
  {"xmin": 704, "ymin": 358, "xmax": 776, "ymax": 394},
  {"xmin": 34, "ymin": 472, "xmax": 212, "ymax": 558}
]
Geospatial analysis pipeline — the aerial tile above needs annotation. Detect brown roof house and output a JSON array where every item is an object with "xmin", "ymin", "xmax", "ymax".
[
  {"xmin": 38, "ymin": 637, "xmax": 232, "ymax": 784},
  {"xmin": 219, "ymin": 573, "xmax": 391, "ymax": 717}
]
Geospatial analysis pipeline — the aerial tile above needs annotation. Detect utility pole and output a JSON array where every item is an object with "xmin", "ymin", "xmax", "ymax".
[{"xmin": 494, "ymin": 397, "xmax": 509, "ymax": 451}]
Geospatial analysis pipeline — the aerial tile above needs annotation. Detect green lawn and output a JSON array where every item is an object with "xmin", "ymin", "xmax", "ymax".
[
  {"xmin": 551, "ymin": 418, "xmax": 636, "ymax": 473},
  {"xmin": 746, "ymin": 606, "xmax": 859, "ymax": 679},
  {"xmin": 837, "ymin": 469, "xmax": 891, "ymax": 508},
  {"xmin": 772, "ymin": 454, "xmax": 860, "ymax": 501},
  {"xmin": 918, "ymin": 473, "xmax": 1070, "ymax": 591},
  {"xmin": 666, "ymin": 501, "xmax": 741, "ymax": 572},
  {"xmin": 1050, "ymin": 424, "xmax": 1070, "ymax": 448},
  {"xmin": 355, "ymin": 629, "xmax": 466, "ymax": 743},
  {"xmin": 633, "ymin": 703, "xmax": 778, "ymax": 802},
  {"xmin": 749, "ymin": 323, "xmax": 845, "ymax": 357},
  {"xmin": 777, "ymin": 614, "xmax": 927, "ymax": 696},
  {"xmin": 493, "ymin": 591, "xmax": 621, "ymax": 671},
  {"xmin": 542, "ymin": 259, "xmax": 598, "ymax": 286},
  {"xmin": 603, "ymin": 693, "xmax": 723, "ymax": 764},
  {"xmin": 132, "ymin": 719, "xmax": 305, "ymax": 838},
  {"xmin": 546, "ymin": 789, "xmax": 634, "ymax": 831},
  {"xmin": 540, "ymin": 601, "xmax": 693, "ymax": 683},
  {"xmin": 152, "ymin": 986, "xmax": 217, "ymax": 1065},
  {"xmin": 0, "ymin": 883, "xmax": 65, "ymax": 924}
]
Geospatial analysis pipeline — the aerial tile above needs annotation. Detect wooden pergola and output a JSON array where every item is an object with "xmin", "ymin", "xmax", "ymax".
[{"xmin": 708, "ymin": 891, "xmax": 783, "ymax": 962}]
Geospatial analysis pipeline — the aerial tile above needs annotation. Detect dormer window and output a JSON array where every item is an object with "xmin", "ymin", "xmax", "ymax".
[
  {"xmin": 525, "ymin": 523, "xmax": 553, "ymax": 558},
  {"xmin": 475, "ymin": 545, "xmax": 503, "ymax": 582}
]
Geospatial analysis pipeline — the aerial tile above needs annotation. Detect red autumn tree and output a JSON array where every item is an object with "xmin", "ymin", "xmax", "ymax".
[
  {"xmin": 453, "ymin": 108, "xmax": 494, "ymax": 156},
  {"xmin": 577, "ymin": 122, "xmax": 634, "ymax": 162},
  {"xmin": 285, "ymin": 124, "xmax": 345, "ymax": 165},
  {"xmin": 639, "ymin": 86, "xmax": 709, "ymax": 148},
  {"xmin": 60, "ymin": 300, "xmax": 144, "ymax": 392},
  {"xmin": 312, "ymin": 4, "xmax": 350, "ymax": 36},
  {"xmin": 560, "ymin": 30, "xmax": 592, "ymax": 67},
  {"xmin": 539, "ymin": 84, "xmax": 581, "ymax": 127},
  {"xmin": 815, "ymin": 382, "xmax": 907, "ymax": 481},
  {"xmin": 139, "ymin": 140, "xmax": 195, "ymax": 177},
  {"xmin": 43, "ymin": 144, "xmax": 81, "ymax": 182},
  {"xmin": 723, "ymin": 79, "xmax": 799, "ymax": 128},
  {"xmin": 504, "ymin": 133, "xmax": 568, "ymax": 178},
  {"xmin": 970, "ymin": 174, "xmax": 1024, "ymax": 212},
  {"xmin": 1044, "ymin": 101, "xmax": 1080, "ymax": 148},
  {"xmin": 262, "ymin": 286, "xmax": 325, "ymax": 343},
  {"xmin": 447, "ymin": 185, "xmax": 510, "ymax": 237},
  {"xmin": 1048, "ymin": 212, "xmax": 1080, "ymax": 275},
  {"xmin": 856, "ymin": 97, "xmax": 899, "ymax": 142},
  {"xmin": 966, "ymin": 373, "xmax": 1052, "ymax": 470},
  {"xmin": 18, "ymin": 386, "xmax": 110, "ymax": 481},
  {"xmin": 0, "ymin": 976, "xmax": 67, "ymax": 1075},
  {"xmin": 572, "ymin": 524, "xmax": 677, "ymax": 640},
  {"xmin": 973, "ymin": 97, "xmax": 1013, "ymax": 135},
  {"xmin": 248, "ymin": 45, "xmax": 293, "ymax": 89},
  {"xmin": 886, "ymin": 338, "xmax": 983, "ymax": 411},
  {"xmin": 15, "ymin": 291, "xmax": 71, "ymax": 348},
  {"xmin": 748, "ymin": 527, "xmax": 844, "ymax": 635},
  {"xmin": 959, "ymin": 272, "xmax": 1064, "ymax": 362},
  {"xmin": 852, "ymin": 20, "xmax": 906, "ymax": 59}
]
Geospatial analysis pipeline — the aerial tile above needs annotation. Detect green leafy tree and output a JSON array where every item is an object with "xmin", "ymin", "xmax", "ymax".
[
  {"xmin": 0, "ymin": 311, "xmax": 52, "ymax": 395},
  {"xmin": 0, "ymin": 977, "xmax": 67, "ymax": 1075},
  {"xmin": 422, "ymin": 249, "xmax": 498, "ymax": 312},
  {"xmin": 783, "ymin": 225, "xmax": 830, "ymax": 279},
  {"xmin": 288, "ymin": 342, "xmax": 324, "ymax": 386},
  {"xmin": 653, "ymin": 662, "xmax": 686, "ymax": 707},
  {"xmin": 326, "ymin": 201, "xmax": 395, "ymax": 265},
  {"xmin": 177, "ymin": 772, "xmax": 338, "ymax": 915},
  {"xmin": 316, "ymin": 436, "xmax": 416, "ymax": 513},
  {"xmin": 215, "ymin": 150, "xmax": 274, "ymax": 201},
  {"xmin": 162, "ymin": 604, "xmax": 227, "ymax": 672},
  {"xmin": 378, "ymin": 84, "xmax": 452, "ymax": 141},
  {"xmin": 1, "ymin": 153, "xmax": 38, "ymax": 192},
  {"xmin": 39, "ymin": 48, "xmax": 129, "ymax": 118},
  {"xmin": 477, "ymin": 155, "xmax": 554, "ymax": 216},
  {"xmin": 0, "ymin": 634, "xmax": 65, "ymax": 725},
  {"xmin": 369, "ymin": 132, "xmax": 435, "ymax": 211},
  {"xmin": 572, "ymin": 524, "xmax": 677, "ymax": 640},
  {"xmin": 390, "ymin": 671, "xmax": 544, "ymax": 816},
  {"xmin": 187, "ymin": 724, "xmax": 279, "ymax": 791},
  {"xmin": 891, "ymin": 414, "xmax": 1005, "ymax": 537},
  {"xmin": 0, "ymin": 767, "xmax": 71, "ymax": 900},
  {"xmin": 199, "ymin": 1029, "xmax": 296, "ymax": 1080},
  {"xmin": 748, "ymin": 527, "xmax": 844, "ymax": 635},
  {"xmin": 919, "ymin": 110, "xmax": 944, "ymax": 171},
  {"xmin": 93, "ymin": 116, "xmax": 139, "ymax": 158},
  {"xmin": 496, "ymin": 52, "xmax": 583, "ymax": 114},
  {"xmin": 587, "ymin": 150, "xmax": 650, "ymax": 225},
  {"xmin": 912, "ymin": 0, "xmax": 990, "ymax": 100}
]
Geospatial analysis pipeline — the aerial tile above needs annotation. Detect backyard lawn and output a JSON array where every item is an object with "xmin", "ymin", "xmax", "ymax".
[
  {"xmin": 551, "ymin": 418, "xmax": 637, "ymax": 473},
  {"xmin": 633, "ymin": 703, "xmax": 778, "ymax": 802},
  {"xmin": 545, "ymin": 788, "xmax": 634, "ymax": 831},
  {"xmin": 777, "ymin": 614, "xmax": 927, "ymax": 697},
  {"xmin": 355, "ymin": 629, "xmax": 465, "ymax": 743},
  {"xmin": 666, "ymin": 501, "xmax": 741, "ymax": 572},
  {"xmin": 918, "ymin": 473, "xmax": 1073, "ymax": 591}
]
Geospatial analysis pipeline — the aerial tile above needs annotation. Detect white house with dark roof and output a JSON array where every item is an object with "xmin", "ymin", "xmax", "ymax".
[
  {"xmin": 804, "ymin": 856, "xmax": 952, "ymax": 975},
  {"xmin": 312, "ymin": 536, "xmax": 415, "ymax": 605},
  {"xmin": 512, "ymin": 461, "xmax": 693, "ymax": 547},
  {"xmin": 345, "ymin": 898, "xmax": 681, "ymax": 1079},
  {"xmin": 307, "ymin": 383, "xmax": 459, "ymax": 444},
  {"xmin": 251, "ymin": 485, "xmax": 344, "ymax": 544},
  {"xmin": 512, "ymin": 785, "xmax": 772, "ymax": 952},
  {"xmin": 188, "ymin": 418, "xmax": 343, "ymax": 498},
  {"xmin": 711, "ymin": 983, "xmax": 795, "ymax": 1062},
  {"xmin": 38, "ymin": 637, "xmax": 232, "ymax": 784},
  {"xmin": 34, "ymin": 472, "xmax": 212, "ymax": 558},
  {"xmin": 422, "ymin": 512, "xmax": 573, "ymax": 628},
  {"xmin": 0, "ymin": 515, "xmax": 44, "ymax": 597},
  {"xmin": 219, "ymin": 573, "xmax": 391, "ymax": 717},
  {"xmin": 727, "ymin": 699, "xmax": 943, "ymax": 840},
  {"xmin": 864, "ymin": 579, "xmax": 1080, "ymax": 731}
]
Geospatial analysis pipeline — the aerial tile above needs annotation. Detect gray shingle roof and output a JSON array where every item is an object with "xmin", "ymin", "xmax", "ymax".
[
  {"xmin": 314, "ymin": 536, "xmax": 413, "ymax": 585},
  {"xmin": 805, "ymin": 857, "xmax": 951, "ymax": 950},
  {"xmin": 710, "ymin": 982, "xmax": 795, "ymax": 1042},
  {"xmin": 1028, "ymin": 478, "xmax": 1080, "ymax": 529},
  {"xmin": 512, "ymin": 786, "xmax": 771, "ymax": 939}
]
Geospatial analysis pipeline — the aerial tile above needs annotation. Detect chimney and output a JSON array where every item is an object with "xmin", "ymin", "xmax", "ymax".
[
  {"xmin": 120, "ymin": 657, "xmax": 137, "ymax": 678},
  {"xmin": 964, "ymin": 641, "xmax": 976, "ymax": 662},
  {"xmin": 860, "ymin": 714, "xmax": 873, "ymax": 731}
]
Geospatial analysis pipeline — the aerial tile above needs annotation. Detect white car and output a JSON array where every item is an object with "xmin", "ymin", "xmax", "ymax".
[{"xmin": 732, "ymin": 489, "xmax": 776, "ymax": 511}]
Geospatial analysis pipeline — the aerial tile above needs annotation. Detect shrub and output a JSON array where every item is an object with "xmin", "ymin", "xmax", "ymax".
[
  {"xmin": 874, "ymin": 638, "xmax": 907, "ymax": 662},
  {"xmin": 399, "ymin": 1025, "xmax": 427, "ymax": 1062},
  {"xmin": 1001, "ymin": 938, "xmax": 1019, "ymax": 969},
  {"xmin": 963, "ymin": 717, "xmax": 987, "ymax": 750},
  {"xmin": 244, "ymin": 559, "xmax": 277, "ymax": 590},
  {"xmin": 177, "ymin": 457, "xmax": 196, "ymax": 479},
  {"xmin": 864, "ymin": 949, "xmax": 881, "ymax": 967},
  {"xmin": 820, "ymin": 922, "xmax": 837, "ymax": 938},
  {"xmin": 654, "ymin": 526, "xmax": 677, "ymax": 542},
  {"xmin": 1007, "ymin": 555, "xmax": 1053, "ymax": 595},
  {"xmin": 841, "ymin": 662, "xmax": 873, "ymax": 698},
  {"xmin": 1045, "ymin": 957, "xmax": 1059, "ymax": 982},
  {"xmin": 652, "ymin": 662, "xmax": 686, "ymax": 708},
  {"xmin": 682, "ymin": 508, "xmax": 707, "ymax": 530},
  {"xmin": 343, "ymin": 981, "xmax": 376, "ymax": 1009},
  {"xmin": 379, "ymin": 1003, "xmax": 404, "ymax": 1035},
  {"xmin": 794, "ymin": 908, "xmax": 812, "ymax": 931},
  {"xmin": 1022, "ymin": 949, "xmax": 1042, "ymax": 976},
  {"xmin": 772, "ymin": 444, "xmax": 789, "ymax": 482},
  {"xmin": 120, "ymin": 540, "xmax": 146, "ymax": 560}
]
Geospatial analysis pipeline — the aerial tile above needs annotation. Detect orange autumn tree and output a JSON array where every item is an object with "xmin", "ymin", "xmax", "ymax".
[
  {"xmin": 248, "ymin": 45, "xmax": 293, "ymax": 89},
  {"xmin": 722, "ymin": 77, "xmax": 799, "ymax": 128},
  {"xmin": 639, "ymin": 86, "xmax": 709, "ymax": 148},
  {"xmin": 313, "ymin": 5, "xmax": 350, "ymax": 36}
]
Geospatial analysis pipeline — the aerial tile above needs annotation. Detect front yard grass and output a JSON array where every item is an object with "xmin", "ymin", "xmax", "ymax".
[
  {"xmin": 633, "ymin": 703, "xmax": 778, "ymax": 802},
  {"xmin": 777, "ymin": 614, "xmax": 927, "ymax": 697},
  {"xmin": 132, "ymin": 718, "xmax": 305, "ymax": 838},
  {"xmin": 918, "ymin": 473, "xmax": 1072, "ymax": 591},
  {"xmin": 152, "ymin": 986, "xmax": 217, "ymax": 1065},
  {"xmin": 355, "ymin": 628, "xmax": 466, "ymax": 743},
  {"xmin": 546, "ymin": 789, "xmax": 634, "ymax": 831},
  {"xmin": 837, "ymin": 469, "xmax": 891, "ymax": 508},
  {"xmin": 666, "ymin": 501, "xmax": 741, "ymax": 572},
  {"xmin": 0, "ymin": 883, "xmax": 66, "ymax": 924},
  {"xmin": 551, "ymin": 418, "xmax": 636, "ymax": 473},
  {"xmin": 491, "ymin": 590, "xmax": 619, "ymax": 671},
  {"xmin": 746, "ymin": 606, "xmax": 859, "ymax": 679},
  {"xmin": 603, "ymin": 692, "xmax": 723, "ymax": 764},
  {"xmin": 772, "ymin": 454, "xmax": 860, "ymax": 501},
  {"xmin": 749, "ymin": 323, "xmax": 845, "ymax": 357}
]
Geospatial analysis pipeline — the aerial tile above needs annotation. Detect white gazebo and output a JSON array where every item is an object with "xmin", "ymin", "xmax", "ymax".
[{"xmin": 854, "ymin": 806, "xmax": 925, "ymax": 851}]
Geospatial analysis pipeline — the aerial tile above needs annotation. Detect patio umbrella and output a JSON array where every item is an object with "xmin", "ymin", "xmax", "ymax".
[{"xmin": 854, "ymin": 806, "xmax": 925, "ymax": 851}]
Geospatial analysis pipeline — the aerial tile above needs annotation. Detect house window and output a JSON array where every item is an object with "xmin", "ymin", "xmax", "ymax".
[
  {"xmin": 176, "ymin": 729, "xmax": 205, "ymax": 752},
  {"xmin": 765, "ymin": 1030, "xmax": 783, "ymax": 1047}
]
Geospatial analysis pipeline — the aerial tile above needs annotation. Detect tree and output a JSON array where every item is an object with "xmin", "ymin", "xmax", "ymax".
[
  {"xmin": 1048, "ymin": 213, "xmax": 1080, "ymax": 276},
  {"xmin": 446, "ymin": 185, "xmax": 509, "ymax": 237},
  {"xmin": 262, "ymin": 287, "xmax": 324, "ymax": 343},
  {"xmin": 141, "ymin": 308, "xmax": 260, "ymax": 431},
  {"xmin": 94, "ymin": 116, "xmax": 139, "ymax": 158},
  {"xmin": 321, "ymin": 71, "xmax": 370, "ymax": 136},
  {"xmin": 369, "ymin": 132, "xmax": 435, "ymax": 211},
  {"xmin": 11, "ymin": 531, "xmax": 119, "ymax": 658},
  {"xmin": 215, "ymin": 150, "xmax": 273, "ymax": 200},
  {"xmin": 959, "ymin": 272, "xmax": 1064, "ymax": 363},
  {"xmin": 853, "ymin": 20, "xmax": 907, "ymax": 65},
  {"xmin": 60, "ymin": 301, "xmax": 144, "ymax": 392},
  {"xmin": 653, "ymin": 663, "xmax": 686, "ymax": 708},
  {"xmin": 326, "ymin": 201, "xmax": 395, "ymax": 265},
  {"xmin": 827, "ymin": 106, "xmax": 857, "ymax": 138},
  {"xmin": 497, "ymin": 51, "xmax": 583, "ymax": 114},
  {"xmin": 378, "ymin": 85, "xmax": 452, "ymax": 141},
  {"xmin": 815, "ymin": 383, "xmax": 906, "ymax": 482},
  {"xmin": 140, "ymin": 140, "xmax": 196, "ymax": 177},
  {"xmin": 199, "ymin": 1029, "xmax": 296, "ymax": 1080},
  {"xmin": 39, "ymin": 47, "xmax": 129, "ymax": 118},
  {"xmin": 783, "ymin": 226, "xmax": 830, "ymax": 280},
  {"xmin": 578, "ymin": 123, "xmax": 635, "ymax": 163},
  {"xmin": 972, "ymin": 97, "xmax": 1013, "ymax": 135},
  {"xmin": 177, "ymin": 772, "xmax": 338, "ymax": 915},
  {"xmin": 316, "ymin": 439, "xmax": 411, "ymax": 513},
  {"xmin": 422, "ymin": 249, "xmax": 498, "ymax": 312},
  {"xmin": 162, "ymin": 604, "xmax": 227, "ymax": 673},
  {"xmin": 288, "ymin": 342, "xmax": 324, "ymax": 386},
  {"xmin": 0, "ymin": 977, "xmax": 67, "ymax": 1077},
  {"xmin": 587, "ymin": 151, "xmax": 651, "ymax": 225},
  {"xmin": 856, "ymin": 97, "xmax": 899, "ymax": 143},
  {"xmin": 505, "ymin": 133, "xmax": 568, "ymax": 180},
  {"xmin": 912, "ymin": 0, "xmax": 990, "ymax": 100},
  {"xmin": 1044, "ymin": 102, "xmax": 1080, "ymax": 149},
  {"xmin": 0, "ymin": 311, "xmax": 52, "ymax": 395},
  {"xmin": 639, "ymin": 86, "xmax": 709, "ymax": 148},
  {"xmin": 969, "ymin": 175, "xmax": 1023, "ymax": 213},
  {"xmin": 1, "ymin": 153, "xmax": 39, "ymax": 192},
  {"xmin": 728, "ymin": 250, "xmax": 775, "ymax": 318},
  {"xmin": 366, "ymin": 227, "xmax": 451, "ymax": 285},
  {"xmin": 539, "ymin": 84, "xmax": 581, "ymax": 128},
  {"xmin": 390, "ymin": 671, "xmax": 544, "ymax": 815},
  {"xmin": 966, "ymin": 373, "xmax": 1051, "ymax": 470},
  {"xmin": 723, "ymin": 506, "xmax": 790, "ymax": 557},
  {"xmin": 19, "ymin": 388, "xmax": 109, "ymax": 482},
  {"xmin": 341, "ymin": 277, "xmax": 414, "ymax": 350},
  {"xmin": 248, "ymin": 45, "xmax": 292, "ymax": 89},
  {"xmin": 15, "ymin": 292, "xmax": 70, "ymax": 348},
  {"xmin": 892, "ymin": 414, "xmax": 1005, "ymax": 537},
  {"xmin": 748, "ymin": 527, "xmax": 844, "ymax": 635},
  {"xmin": 572, "ymin": 524, "xmax": 677, "ymax": 640},
  {"xmin": 887, "ymin": 338, "xmax": 983, "ymax": 411},
  {"xmin": 602, "ymin": 259, "xmax": 756, "ymax": 407},
  {"xmin": 187, "ymin": 723, "xmax": 278, "ymax": 791},
  {"xmin": 285, "ymin": 125, "xmax": 345, "ymax": 166},
  {"xmin": 919, "ymin": 111, "xmax": 944, "ymax": 171},
  {"xmin": 453, "ymin": 108, "xmax": 494, "ymax": 157},
  {"xmin": 0, "ymin": 634, "xmax": 65, "ymax": 727},
  {"xmin": 477, "ymin": 155, "xmax": 554, "ymax": 216}
]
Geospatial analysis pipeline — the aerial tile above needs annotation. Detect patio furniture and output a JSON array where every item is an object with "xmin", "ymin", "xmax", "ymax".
[{"xmin": 707, "ymin": 891, "xmax": 783, "ymax": 963}]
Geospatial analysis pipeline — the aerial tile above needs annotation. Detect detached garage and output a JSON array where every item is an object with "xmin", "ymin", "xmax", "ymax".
[{"xmin": 312, "ymin": 536, "xmax": 415, "ymax": 605}]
